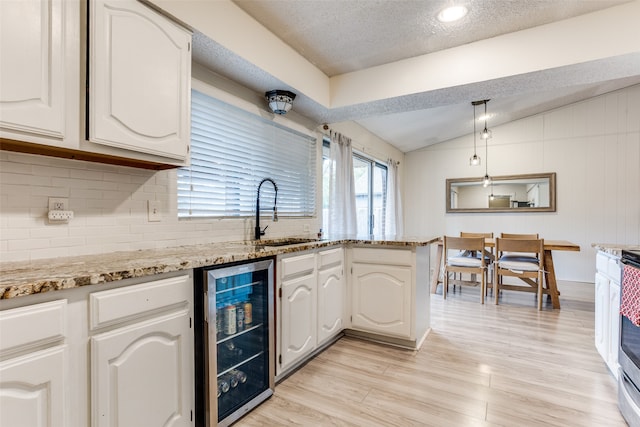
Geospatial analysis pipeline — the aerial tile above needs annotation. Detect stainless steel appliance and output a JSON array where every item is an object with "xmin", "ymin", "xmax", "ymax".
[
  {"xmin": 619, "ymin": 249, "xmax": 640, "ymax": 426},
  {"xmin": 194, "ymin": 259, "xmax": 275, "ymax": 426}
]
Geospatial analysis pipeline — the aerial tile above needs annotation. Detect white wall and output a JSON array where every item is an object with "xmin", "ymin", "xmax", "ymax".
[{"xmin": 404, "ymin": 84, "xmax": 640, "ymax": 282}]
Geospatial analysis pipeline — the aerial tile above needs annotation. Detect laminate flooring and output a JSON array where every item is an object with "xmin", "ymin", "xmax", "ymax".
[{"xmin": 238, "ymin": 281, "xmax": 626, "ymax": 426}]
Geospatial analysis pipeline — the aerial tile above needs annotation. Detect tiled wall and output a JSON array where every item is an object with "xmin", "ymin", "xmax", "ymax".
[{"xmin": 0, "ymin": 151, "xmax": 318, "ymax": 262}]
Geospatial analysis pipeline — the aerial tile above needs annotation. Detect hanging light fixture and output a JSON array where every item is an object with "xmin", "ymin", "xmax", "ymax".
[
  {"xmin": 482, "ymin": 121, "xmax": 492, "ymax": 187},
  {"xmin": 265, "ymin": 90, "xmax": 296, "ymax": 115},
  {"xmin": 480, "ymin": 99, "xmax": 492, "ymax": 140},
  {"xmin": 469, "ymin": 101, "xmax": 481, "ymax": 166},
  {"xmin": 489, "ymin": 182, "xmax": 495, "ymax": 201}
]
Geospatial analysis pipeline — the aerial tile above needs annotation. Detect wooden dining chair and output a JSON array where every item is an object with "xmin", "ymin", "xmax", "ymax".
[
  {"xmin": 493, "ymin": 237, "xmax": 546, "ymax": 310},
  {"xmin": 443, "ymin": 236, "xmax": 488, "ymax": 303},
  {"xmin": 459, "ymin": 232, "xmax": 494, "ymax": 291}
]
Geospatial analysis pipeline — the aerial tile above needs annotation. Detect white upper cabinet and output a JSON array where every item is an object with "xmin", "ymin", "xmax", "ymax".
[
  {"xmin": 0, "ymin": 0, "xmax": 65, "ymax": 139},
  {"xmin": 89, "ymin": 0, "xmax": 191, "ymax": 161}
]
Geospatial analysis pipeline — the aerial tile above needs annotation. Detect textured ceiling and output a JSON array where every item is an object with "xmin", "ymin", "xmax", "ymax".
[
  {"xmin": 189, "ymin": 0, "xmax": 640, "ymax": 152},
  {"xmin": 233, "ymin": 0, "xmax": 631, "ymax": 76}
]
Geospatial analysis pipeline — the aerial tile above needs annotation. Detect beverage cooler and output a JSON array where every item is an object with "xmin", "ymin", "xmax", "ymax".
[{"xmin": 194, "ymin": 259, "xmax": 275, "ymax": 426}]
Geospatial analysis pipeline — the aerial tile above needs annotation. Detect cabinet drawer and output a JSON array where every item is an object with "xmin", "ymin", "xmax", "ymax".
[
  {"xmin": 89, "ymin": 275, "xmax": 191, "ymax": 330},
  {"xmin": 318, "ymin": 247, "xmax": 343, "ymax": 269},
  {"xmin": 280, "ymin": 253, "xmax": 316, "ymax": 279},
  {"xmin": 0, "ymin": 300, "xmax": 66, "ymax": 356},
  {"xmin": 351, "ymin": 247, "xmax": 412, "ymax": 266}
]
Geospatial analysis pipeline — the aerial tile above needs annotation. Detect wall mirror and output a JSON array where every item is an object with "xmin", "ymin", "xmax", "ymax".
[{"xmin": 446, "ymin": 172, "xmax": 556, "ymax": 213}]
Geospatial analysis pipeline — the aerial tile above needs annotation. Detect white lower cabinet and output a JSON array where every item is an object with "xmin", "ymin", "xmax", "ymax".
[
  {"xmin": 278, "ymin": 252, "xmax": 317, "ymax": 374},
  {"xmin": 277, "ymin": 247, "xmax": 345, "ymax": 376},
  {"xmin": 317, "ymin": 266, "xmax": 344, "ymax": 336},
  {"xmin": 0, "ymin": 300, "xmax": 68, "ymax": 427},
  {"xmin": 89, "ymin": 274, "xmax": 193, "ymax": 427},
  {"xmin": 0, "ymin": 346, "xmax": 67, "ymax": 427},
  {"xmin": 595, "ymin": 271, "xmax": 610, "ymax": 360},
  {"xmin": 608, "ymin": 280, "xmax": 621, "ymax": 372},
  {"xmin": 595, "ymin": 250, "xmax": 622, "ymax": 378},
  {"xmin": 91, "ymin": 310, "xmax": 191, "ymax": 427},
  {"xmin": 348, "ymin": 246, "xmax": 430, "ymax": 348},
  {"xmin": 351, "ymin": 262, "xmax": 412, "ymax": 338},
  {"xmin": 0, "ymin": 272, "xmax": 194, "ymax": 427}
]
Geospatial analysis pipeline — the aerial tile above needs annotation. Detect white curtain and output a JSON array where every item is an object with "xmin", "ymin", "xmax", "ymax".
[
  {"xmin": 385, "ymin": 158, "xmax": 404, "ymax": 239},
  {"xmin": 328, "ymin": 131, "xmax": 357, "ymax": 238}
]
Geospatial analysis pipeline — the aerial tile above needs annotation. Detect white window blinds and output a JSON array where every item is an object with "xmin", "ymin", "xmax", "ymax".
[{"xmin": 178, "ymin": 90, "xmax": 317, "ymax": 218}]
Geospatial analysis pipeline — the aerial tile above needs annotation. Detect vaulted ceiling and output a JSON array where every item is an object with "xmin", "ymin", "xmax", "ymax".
[{"xmin": 149, "ymin": 0, "xmax": 640, "ymax": 152}]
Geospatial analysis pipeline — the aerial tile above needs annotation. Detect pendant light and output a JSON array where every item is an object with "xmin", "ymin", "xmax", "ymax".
[
  {"xmin": 482, "ymin": 123, "xmax": 491, "ymax": 187},
  {"xmin": 469, "ymin": 102, "xmax": 481, "ymax": 166},
  {"xmin": 473, "ymin": 99, "xmax": 491, "ymax": 187},
  {"xmin": 481, "ymin": 99, "xmax": 492, "ymax": 140}
]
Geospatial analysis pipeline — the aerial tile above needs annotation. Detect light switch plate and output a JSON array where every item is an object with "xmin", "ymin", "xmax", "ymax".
[{"xmin": 148, "ymin": 200, "xmax": 161, "ymax": 222}]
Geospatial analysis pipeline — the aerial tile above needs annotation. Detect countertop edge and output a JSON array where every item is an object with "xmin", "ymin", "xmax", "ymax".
[
  {"xmin": 591, "ymin": 243, "xmax": 640, "ymax": 256},
  {"xmin": 0, "ymin": 237, "xmax": 439, "ymax": 300}
]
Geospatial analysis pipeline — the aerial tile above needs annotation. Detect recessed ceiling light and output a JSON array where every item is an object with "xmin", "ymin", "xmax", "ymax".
[{"xmin": 437, "ymin": 5, "xmax": 468, "ymax": 23}]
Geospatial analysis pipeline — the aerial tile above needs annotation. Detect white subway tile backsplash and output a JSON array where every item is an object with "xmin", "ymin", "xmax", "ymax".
[
  {"xmin": 1, "ymin": 250, "xmax": 31, "ymax": 262},
  {"xmin": 8, "ymin": 238, "xmax": 51, "ymax": 251},
  {"xmin": 50, "ymin": 236, "xmax": 86, "ymax": 248},
  {"xmin": 68, "ymin": 168, "xmax": 105, "ymax": 181},
  {"xmin": 29, "ymin": 227, "xmax": 69, "ymax": 239},
  {"xmin": 30, "ymin": 247, "xmax": 70, "ymax": 260}
]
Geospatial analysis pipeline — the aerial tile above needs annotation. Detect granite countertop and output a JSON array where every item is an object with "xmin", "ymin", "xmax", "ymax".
[
  {"xmin": 0, "ymin": 236, "xmax": 438, "ymax": 300},
  {"xmin": 591, "ymin": 243, "xmax": 640, "ymax": 256}
]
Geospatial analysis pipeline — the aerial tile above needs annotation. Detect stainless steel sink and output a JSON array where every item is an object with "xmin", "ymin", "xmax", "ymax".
[{"xmin": 259, "ymin": 238, "xmax": 319, "ymax": 247}]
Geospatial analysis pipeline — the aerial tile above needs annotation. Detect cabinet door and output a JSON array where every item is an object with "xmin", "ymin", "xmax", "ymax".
[
  {"xmin": 91, "ymin": 310, "xmax": 192, "ymax": 427},
  {"xmin": 351, "ymin": 263, "xmax": 412, "ymax": 338},
  {"xmin": 280, "ymin": 274, "xmax": 317, "ymax": 371},
  {"xmin": 90, "ymin": 0, "xmax": 191, "ymax": 160},
  {"xmin": 608, "ymin": 282, "xmax": 621, "ymax": 377},
  {"xmin": 0, "ymin": 346, "xmax": 66, "ymax": 427},
  {"xmin": 0, "ymin": 0, "xmax": 64, "ymax": 138},
  {"xmin": 595, "ymin": 272, "xmax": 609, "ymax": 360},
  {"xmin": 317, "ymin": 264, "xmax": 344, "ymax": 345}
]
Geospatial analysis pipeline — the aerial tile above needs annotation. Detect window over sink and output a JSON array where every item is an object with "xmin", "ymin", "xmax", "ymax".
[{"xmin": 178, "ymin": 90, "xmax": 317, "ymax": 218}]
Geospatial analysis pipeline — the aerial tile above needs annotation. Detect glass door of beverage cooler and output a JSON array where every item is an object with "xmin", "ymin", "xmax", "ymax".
[{"xmin": 204, "ymin": 259, "xmax": 274, "ymax": 427}]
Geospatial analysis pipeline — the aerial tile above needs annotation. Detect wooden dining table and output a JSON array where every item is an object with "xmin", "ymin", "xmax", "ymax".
[{"xmin": 431, "ymin": 237, "xmax": 580, "ymax": 309}]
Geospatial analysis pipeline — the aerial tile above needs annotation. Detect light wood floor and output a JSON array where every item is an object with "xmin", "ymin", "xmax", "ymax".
[{"xmin": 238, "ymin": 281, "xmax": 626, "ymax": 426}]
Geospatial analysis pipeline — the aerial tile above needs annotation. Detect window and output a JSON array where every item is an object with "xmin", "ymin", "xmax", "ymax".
[
  {"xmin": 353, "ymin": 153, "xmax": 388, "ymax": 237},
  {"xmin": 178, "ymin": 90, "xmax": 317, "ymax": 218},
  {"xmin": 322, "ymin": 140, "xmax": 388, "ymax": 237}
]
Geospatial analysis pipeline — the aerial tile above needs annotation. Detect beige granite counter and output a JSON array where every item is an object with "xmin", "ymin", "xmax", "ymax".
[
  {"xmin": 591, "ymin": 243, "xmax": 640, "ymax": 257},
  {"xmin": 0, "ymin": 237, "xmax": 438, "ymax": 300}
]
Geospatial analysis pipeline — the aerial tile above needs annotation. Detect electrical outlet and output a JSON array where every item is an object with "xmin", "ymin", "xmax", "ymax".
[
  {"xmin": 48, "ymin": 210, "xmax": 74, "ymax": 221},
  {"xmin": 48, "ymin": 197, "xmax": 68, "ymax": 211},
  {"xmin": 148, "ymin": 200, "xmax": 161, "ymax": 222}
]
